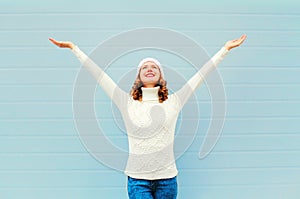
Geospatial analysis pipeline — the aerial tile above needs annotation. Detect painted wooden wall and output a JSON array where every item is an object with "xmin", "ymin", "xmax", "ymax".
[{"xmin": 1, "ymin": 0, "xmax": 300, "ymax": 198}]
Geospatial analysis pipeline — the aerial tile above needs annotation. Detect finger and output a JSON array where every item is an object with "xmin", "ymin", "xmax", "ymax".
[
  {"xmin": 236, "ymin": 35, "xmax": 246, "ymax": 46},
  {"xmin": 49, "ymin": 38, "xmax": 61, "ymax": 46},
  {"xmin": 240, "ymin": 35, "xmax": 247, "ymax": 43},
  {"xmin": 49, "ymin": 38, "xmax": 57, "ymax": 43},
  {"xmin": 240, "ymin": 35, "xmax": 247, "ymax": 41}
]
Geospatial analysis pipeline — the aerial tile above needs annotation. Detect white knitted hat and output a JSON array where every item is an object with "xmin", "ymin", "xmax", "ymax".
[{"xmin": 136, "ymin": 57, "xmax": 164, "ymax": 78}]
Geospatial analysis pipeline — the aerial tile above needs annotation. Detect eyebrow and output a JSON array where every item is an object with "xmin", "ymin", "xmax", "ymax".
[{"xmin": 143, "ymin": 64, "xmax": 157, "ymax": 67}]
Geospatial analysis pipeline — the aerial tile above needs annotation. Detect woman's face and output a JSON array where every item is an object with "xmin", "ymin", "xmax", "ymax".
[{"xmin": 139, "ymin": 61, "xmax": 161, "ymax": 88}]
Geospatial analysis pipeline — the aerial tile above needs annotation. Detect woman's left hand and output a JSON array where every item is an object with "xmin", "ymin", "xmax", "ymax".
[
  {"xmin": 224, "ymin": 35, "xmax": 247, "ymax": 50},
  {"xmin": 49, "ymin": 38, "xmax": 75, "ymax": 49}
]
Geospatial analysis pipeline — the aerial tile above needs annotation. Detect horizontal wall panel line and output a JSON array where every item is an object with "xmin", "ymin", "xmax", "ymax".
[
  {"xmin": 24, "ymin": 45, "xmax": 296, "ymax": 49},
  {"xmin": 0, "ymin": 184, "xmax": 299, "ymax": 190},
  {"xmin": 1, "ymin": 134, "xmax": 300, "ymax": 139},
  {"xmin": 2, "ymin": 116, "xmax": 300, "ymax": 120},
  {"xmin": 2, "ymin": 100, "xmax": 300, "ymax": 103},
  {"xmin": 0, "ymin": 187, "xmax": 123, "ymax": 190},
  {"xmin": 1, "ymin": 100, "xmax": 300, "ymax": 103},
  {"xmin": 2, "ymin": 132, "xmax": 300, "ymax": 137},
  {"xmin": 1, "ymin": 46, "xmax": 300, "ymax": 49},
  {"xmin": 0, "ymin": 10, "xmax": 300, "ymax": 17},
  {"xmin": 0, "ymin": 183, "xmax": 298, "ymax": 188},
  {"xmin": 0, "ymin": 12, "xmax": 299, "ymax": 16},
  {"xmin": 2, "ymin": 133, "xmax": 300, "ymax": 138},
  {"xmin": 1, "ymin": 83, "xmax": 300, "ymax": 86},
  {"xmin": 1, "ymin": 117, "xmax": 300, "ymax": 121},
  {"xmin": 0, "ymin": 186, "xmax": 123, "ymax": 189},
  {"xmin": 2, "ymin": 30, "xmax": 300, "ymax": 34},
  {"xmin": 1, "ymin": 166, "xmax": 300, "ymax": 172},
  {"xmin": 1, "ymin": 150, "xmax": 300, "ymax": 155},
  {"xmin": 0, "ymin": 170, "xmax": 122, "ymax": 173},
  {"xmin": 5, "ymin": 66, "xmax": 300, "ymax": 70},
  {"xmin": 8, "ymin": 151, "xmax": 294, "ymax": 156},
  {"xmin": 180, "ymin": 183, "xmax": 300, "ymax": 188},
  {"xmin": 0, "ymin": 99, "xmax": 297, "ymax": 102},
  {"xmin": 3, "ymin": 46, "xmax": 299, "ymax": 50},
  {"xmin": 2, "ymin": 28, "xmax": 300, "ymax": 31},
  {"xmin": 1, "ymin": 65, "xmax": 299, "ymax": 69},
  {"xmin": 1, "ymin": 150, "xmax": 300, "ymax": 156},
  {"xmin": 2, "ymin": 83, "xmax": 300, "ymax": 86},
  {"xmin": 179, "ymin": 167, "xmax": 300, "ymax": 172}
]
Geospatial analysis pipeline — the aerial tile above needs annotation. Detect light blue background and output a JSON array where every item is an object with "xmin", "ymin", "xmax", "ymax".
[{"xmin": 1, "ymin": 0, "xmax": 300, "ymax": 198}]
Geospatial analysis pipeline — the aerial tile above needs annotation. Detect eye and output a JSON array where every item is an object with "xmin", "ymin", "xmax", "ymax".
[{"xmin": 152, "ymin": 65, "xmax": 158, "ymax": 69}]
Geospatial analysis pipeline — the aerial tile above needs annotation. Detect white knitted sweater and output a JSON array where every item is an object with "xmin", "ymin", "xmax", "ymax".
[{"xmin": 71, "ymin": 46, "xmax": 228, "ymax": 180}]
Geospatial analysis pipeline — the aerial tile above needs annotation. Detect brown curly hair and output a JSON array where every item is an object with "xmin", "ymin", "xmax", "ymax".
[{"xmin": 130, "ymin": 74, "xmax": 168, "ymax": 103}]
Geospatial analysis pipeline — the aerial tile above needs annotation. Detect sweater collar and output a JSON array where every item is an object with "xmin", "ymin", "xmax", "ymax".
[{"xmin": 141, "ymin": 86, "xmax": 159, "ymax": 102}]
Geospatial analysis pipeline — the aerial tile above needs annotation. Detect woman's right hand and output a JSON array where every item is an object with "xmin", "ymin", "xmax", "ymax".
[{"xmin": 49, "ymin": 38, "xmax": 75, "ymax": 49}]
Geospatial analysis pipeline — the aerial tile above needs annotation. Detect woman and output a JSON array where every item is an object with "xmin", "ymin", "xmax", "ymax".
[{"xmin": 49, "ymin": 34, "xmax": 246, "ymax": 199}]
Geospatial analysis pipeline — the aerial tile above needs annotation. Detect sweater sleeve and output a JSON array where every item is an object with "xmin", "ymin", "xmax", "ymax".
[
  {"xmin": 173, "ymin": 47, "xmax": 229, "ymax": 108},
  {"xmin": 71, "ymin": 46, "xmax": 128, "ymax": 108}
]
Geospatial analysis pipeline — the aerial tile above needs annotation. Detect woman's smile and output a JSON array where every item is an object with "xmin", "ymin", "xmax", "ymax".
[{"xmin": 145, "ymin": 72, "xmax": 155, "ymax": 77}]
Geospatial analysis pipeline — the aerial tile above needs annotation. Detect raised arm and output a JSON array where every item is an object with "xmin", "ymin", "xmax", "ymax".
[
  {"xmin": 174, "ymin": 35, "xmax": 247, "ymax": 107},
  {"xmin": 49, "ymin": 38, "xmax": 128, "ymax": 108}
]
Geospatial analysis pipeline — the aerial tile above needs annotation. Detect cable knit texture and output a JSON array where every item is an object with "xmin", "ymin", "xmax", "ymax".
[{"xmin": 71, "ymin": 46, "xmax": 228, "ymax": 180}]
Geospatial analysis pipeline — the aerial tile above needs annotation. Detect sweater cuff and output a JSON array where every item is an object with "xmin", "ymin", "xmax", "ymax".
[
  {"xmin": 71, "ymin": 45, "xmax": 80, "ymax": 56},
  {"xmin": 220, "ymin": 46, "xmax": 229, "ymax": 56}
]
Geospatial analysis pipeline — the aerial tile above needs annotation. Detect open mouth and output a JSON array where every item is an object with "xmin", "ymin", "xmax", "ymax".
[{"xmin": 145, "ymin": 73, "xmax": 155, "ymax": 77}]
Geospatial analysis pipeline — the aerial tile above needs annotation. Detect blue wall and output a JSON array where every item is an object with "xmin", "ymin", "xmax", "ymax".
[{"xmin": 1, "ymin": 0, "xmax": 300, "ymax": 198}]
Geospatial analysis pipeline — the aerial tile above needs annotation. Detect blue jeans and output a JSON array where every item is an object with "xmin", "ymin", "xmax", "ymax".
[{"xmin": 127, "ymin": 176, "xmax": 177, "ymax": 199}]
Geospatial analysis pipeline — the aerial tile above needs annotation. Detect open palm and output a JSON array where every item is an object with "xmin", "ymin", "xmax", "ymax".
[
  {"xmin": 225, "ymin": 35, "xmax": 247, "ymax": 50},
  {"xmin": 49, "ymin": 38, "xmax": 75, "ymax": 49}
]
